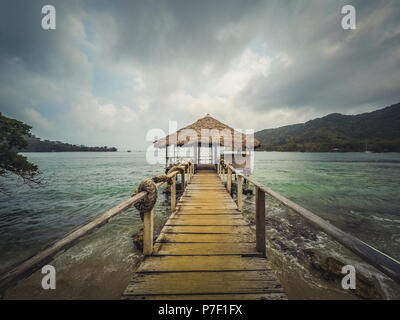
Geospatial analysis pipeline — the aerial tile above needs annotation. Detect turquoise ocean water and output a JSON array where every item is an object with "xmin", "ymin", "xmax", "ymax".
[{"xmin": 0, "ymin": 151, "xmax": 399, "ymax": 298}]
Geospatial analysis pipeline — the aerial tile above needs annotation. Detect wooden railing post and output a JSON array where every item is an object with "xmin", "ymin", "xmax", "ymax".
[
  {"xmin": 181, "ymin": 170, "xmax": 185, "ymax": 191},
  {"xmin": 143, "ymin": 209, "xmax": 154, "ymax": 255},
  {"xmin": 227, "ymin": 166, "xmax": 232, "ymax": 194},
  {"xmin": 171, "ymin": 175, "xmax": 176, "ymax": 212},
  {"xmin": 238, "ymin": 175, "xmax": 243, "ymax": 212},
  {"xmin": 255, "ymin": 186, "xmax": 266, "ymax": 257}
]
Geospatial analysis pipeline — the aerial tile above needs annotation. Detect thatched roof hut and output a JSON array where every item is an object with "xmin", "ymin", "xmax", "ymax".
[{"xmin": 154, "ymin": 114, "xmax": 260, "ymax": 149}]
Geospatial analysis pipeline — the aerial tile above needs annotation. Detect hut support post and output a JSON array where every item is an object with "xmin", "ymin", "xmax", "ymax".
[
  {"xmin": 238, "ymin": 175, "xmax": 243, "ymax": 212},
  {"xmin": 165, "ymin": 145, "xmax": 168, "ymax": 168},
  {"xmin": 143, "ymin": 209, "xmax": 154, "ymax": 255},
  {"xmin": 181, "ymin": 170, "xmax": 185, "ymax": 191},
  {"xmin": 171, "ymin": 176, "xmax": 176, "ymax": 211},
  {"xmin": 227, "ymin": 166, "xmax": 232, "ymax": 194},
  {"xmin": 255, "ymin": 187, "xmax": 266, "ymax": 257}
]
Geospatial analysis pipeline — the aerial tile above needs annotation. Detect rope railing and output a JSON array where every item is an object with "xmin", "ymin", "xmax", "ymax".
[
  {"xmin": 218, "ymin": 160, "xmax": 400, "ymax": 284},
  {"xmin": 0, "ymin": 161, "xmax": 195, "ymax": 294}
]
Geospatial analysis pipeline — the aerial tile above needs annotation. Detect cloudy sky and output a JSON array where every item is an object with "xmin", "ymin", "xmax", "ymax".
[{"xmin": 1, "ymin": 0, "xmax": 399, "ymax": 149}]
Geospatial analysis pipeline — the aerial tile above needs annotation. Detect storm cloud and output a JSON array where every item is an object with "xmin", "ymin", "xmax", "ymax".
[{"xmin": 0, "ymin": 0, "xmax": 399, "ymax": 149}]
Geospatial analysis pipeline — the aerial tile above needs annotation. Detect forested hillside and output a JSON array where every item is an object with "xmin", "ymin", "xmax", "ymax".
[{"xmin": 255, "ymin": 103, "xmax": 400, "ymax": 152}]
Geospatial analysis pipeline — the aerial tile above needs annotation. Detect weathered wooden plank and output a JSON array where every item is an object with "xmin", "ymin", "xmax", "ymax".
[
  {"xmin": 176, "ymin": 208, "xmax": 240, "ymax": 212},
  {"xmin": 168, "ymin": 214, "xmax": 244, "ymax": 219},
  {"xmin": 157, "ymin": 232, "xmax": 254, "ymax": 243},
  {"xmin": 153, "ymin": 242, "xmax": 258, "ymax": 255},
  {"xmin": 162, "ymin": 225, "xmax": 251, "ymax": 234},
  {"xmin": 179, "ymin": 200, "xmax": 236, "ymax": 204},
  {"xmin": 165, "ymin": 217, "xmax": 249, "ymax": 226},
  {"xmin": 123, "ymin": 271, "xmax": 283, "ymax": 296},
  {"xmin": 137, "ymin": 256, "xmax": 269, "ymax": 272},
  {"xmin": 177, "ymin": 205, "xmax": 238, "ymax": 209},
  {"xmin": 174, "ymin": 211, "xmax": 242, "ymax": 215},
  {"xmin": 123, "ymin": 293, "xmax": 287, "ymax": 300}
]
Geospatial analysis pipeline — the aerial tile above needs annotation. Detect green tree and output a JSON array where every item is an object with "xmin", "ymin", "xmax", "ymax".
[{"xmin": 0, "ymin": 113, "xmax": 40, "ymax": 193}]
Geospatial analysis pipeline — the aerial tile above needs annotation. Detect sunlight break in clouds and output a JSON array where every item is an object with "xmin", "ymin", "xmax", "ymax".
[{"xmin": 23, "ymin": 108, "xmax": 53, "ymax": 131}]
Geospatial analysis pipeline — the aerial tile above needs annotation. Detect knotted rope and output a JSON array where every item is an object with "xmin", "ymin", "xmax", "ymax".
[
  {"xmin": 167, "ymin": 164, "xmax": 185, "ymax": 175},
  {"xmin": 132, "ymin": 179, "xmax": 158, "ymax": 220},
  {"xmin": 132, "ymin": 163, "xmax": 192, "ymax": 221},
  {"xmin": 131, "ymin": 170, "xmax": 183, "ymax": 220}
]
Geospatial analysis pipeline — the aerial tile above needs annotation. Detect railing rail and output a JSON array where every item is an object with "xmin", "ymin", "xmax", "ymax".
[
  {"xmin": 0, "ymin": 162, "xmax": 195, "ymax": 294},
  {"xmin": 218, "ymin": 162, "xmax": 400, "ymax": 284}
]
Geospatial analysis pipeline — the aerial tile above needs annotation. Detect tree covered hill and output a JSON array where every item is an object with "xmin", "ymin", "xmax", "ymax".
[
  {"xmin": 255, "ymin": 103, "xmax": 400, "ymax": 152},
  {"xmin": 20, "ymin": 136, "xmax": 118, "ymax": 152}
]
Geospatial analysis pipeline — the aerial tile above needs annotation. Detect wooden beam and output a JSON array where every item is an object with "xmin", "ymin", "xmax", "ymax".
[
  {"xmin": 227, "ymin": 166, "xmax": 232, "ymax": 194},
  {"xmin": 256, "ymin": 187, "xmax": 266, "ymax": 257},
  {"xmin": 171, "ymin": 176, "xmax": 176, "ymax": 212},
  {"xmin": 165, "ymin": 145, "xmax": 168, "ymax": 168},
  {"xmin": 143, "ymin": 209, "xmax": 154, "ymax": 255},
  {"xmin": 238, "ymin": 175, "xmax": 243, "ymax": 212}
]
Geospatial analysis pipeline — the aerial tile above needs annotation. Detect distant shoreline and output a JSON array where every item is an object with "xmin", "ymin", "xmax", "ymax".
[
  {"xmin": 19, "ymin": 150, "xmax": 400, "ymax": 153},
  {"xmin": 20, "ymin": 150, "xmax": 118, "ymax": 153},
  {"xmin": 21, "ymin": 135, "xmax": 118, "ymax": 153}
]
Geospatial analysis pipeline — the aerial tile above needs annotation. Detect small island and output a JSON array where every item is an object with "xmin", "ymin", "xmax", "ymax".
[{"xmin": 20, "ymin": 136, "xmax": 118, "ymax": 152}]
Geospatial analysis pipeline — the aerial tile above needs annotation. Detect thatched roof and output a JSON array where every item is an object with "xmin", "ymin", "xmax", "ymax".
[{"xmin": 154, "ymin": 114, "xmax": 260, "ymax": 149}]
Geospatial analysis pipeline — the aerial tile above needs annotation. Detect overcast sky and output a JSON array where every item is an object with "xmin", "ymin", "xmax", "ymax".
[{"xmin": 1, "ymin": 0, "xmax": 399, "ymax": 149}]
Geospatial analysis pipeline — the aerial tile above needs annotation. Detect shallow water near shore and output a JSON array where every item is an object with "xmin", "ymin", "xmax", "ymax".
[{"xmin": 1, "ymin": 151, "xmax": 400, "ymax": 299}]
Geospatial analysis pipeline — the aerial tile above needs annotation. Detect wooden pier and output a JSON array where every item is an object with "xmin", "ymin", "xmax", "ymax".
[
  {"xmin": 122, "ymin": 167, "xmax": 286, "ymax": 300},
  {"xmin": 1, "ymin": 115, "xmax": 399, "ymax": 297}
]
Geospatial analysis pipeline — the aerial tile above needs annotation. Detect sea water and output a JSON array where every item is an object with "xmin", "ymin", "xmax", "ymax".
[{"xmin": 1, "ymin": 151, "xmax": 399, "ymax": 299}]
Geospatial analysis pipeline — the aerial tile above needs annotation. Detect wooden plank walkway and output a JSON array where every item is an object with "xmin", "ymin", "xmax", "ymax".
[{"xmin": 122, "ymin": 169, "xmax": 286, "ymax": 300}]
